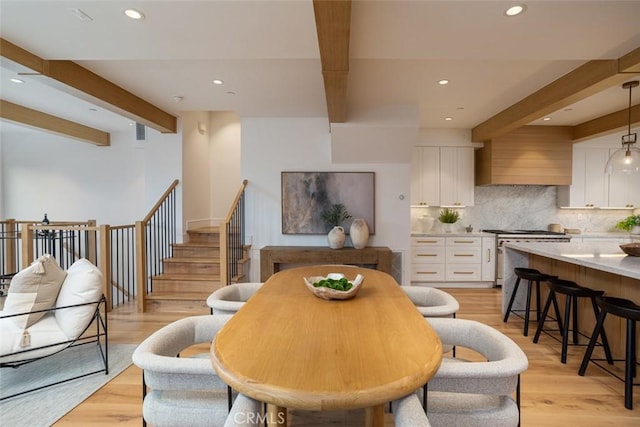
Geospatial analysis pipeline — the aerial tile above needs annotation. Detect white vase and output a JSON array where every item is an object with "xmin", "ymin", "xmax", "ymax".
[
  {"xmin": 631, "ymin": 225, "xmax": 640, "ymax": 235},
  {"xmin": 327, "ymin": 226, "xmax": 346, "ymax": 249},
  {"xmin": 350, "ymin": 219, "xmax": 370, "ymax": 249},
  {"xmin": 441, "ymin": 222, "xmax": 455, "ymax": 233}
]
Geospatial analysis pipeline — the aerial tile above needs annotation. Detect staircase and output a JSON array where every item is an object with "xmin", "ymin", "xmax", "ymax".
[{"xmin": 144, "ymin": 226, "xmax": 250, "ymax": 313}]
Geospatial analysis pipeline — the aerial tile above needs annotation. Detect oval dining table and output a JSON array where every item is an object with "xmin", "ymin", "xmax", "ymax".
[{"xmin": 210, "ymin": 264, "xmax": 443, "ymax": 426}]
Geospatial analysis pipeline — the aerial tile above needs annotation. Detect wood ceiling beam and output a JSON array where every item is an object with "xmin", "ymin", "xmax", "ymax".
[
  {"xmin": 0, "ymin": 99, "xmax": 110, "ymax": 146},
  {"xmin": 572, "ymin": 103, "xmax": 640, "ymax": 142},
  {"xmin": 472, "ymin": 46, "xmax": 640, "ymax": 143},
  {"xmin": 313, "ymin": 0, "xmax": 351, "ymax": 123},
  {"xmin": 0, "ymin": 38, "xmax": 177, "ymax": 134}
]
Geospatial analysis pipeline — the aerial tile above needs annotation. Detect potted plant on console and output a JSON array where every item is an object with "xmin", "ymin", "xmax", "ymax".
[
  {"xmin": 438, "ymin": 208, "xmax": 460, "ymax": 233},
  {"xmin": 615, "ymin": 214, "xmax": 640, "ymax": 235},
  {"xmin": 321, "ymin": 203, "xmax": 352, "ymax": 249}
]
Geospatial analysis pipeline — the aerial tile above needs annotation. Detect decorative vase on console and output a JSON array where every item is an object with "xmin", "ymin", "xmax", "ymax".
[
  {"xmin": 328, "ymin": 226, "xmax": 346, "ymax": 249},
  {"xmin": 350, "ymin": 219, "xmax": 370, "ymax": 249},
  {"xmin": 321, "ymin": 203, "xmax": 351, "ymax": 250}
]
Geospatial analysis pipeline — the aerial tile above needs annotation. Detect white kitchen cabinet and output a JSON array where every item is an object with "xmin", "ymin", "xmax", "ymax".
[
  {"xmin": 558, "ymin": 147, "xmax": 609, "ymax": 208},
  {"xmin": 411, "ymin": 146, "xmax": 474, "ymax": 207},
  {"xmin": 411, "ymin": 235, "xmax": 493, "ymax": 285},
  {"xmin": 558, "ymin": 146, "xmax": 638, "ymax": 208},
  {"xmin": 439, "ymin": 147, "xmax": 474, "ymax": 207},
  {"xmin": 481, "ymin": 236, "xmax": 496, "ymax": 281},
  {"xmin": 410, "ymin": 236, "xmax": 445, "ymax": 281},
  {"xmin": 411, "ymin": 147, "xmax": 440, "ymax": 206}
]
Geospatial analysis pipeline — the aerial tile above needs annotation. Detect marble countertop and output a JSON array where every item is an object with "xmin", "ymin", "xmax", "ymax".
[
  {"xmin": 411, "ymin": 231, "xmax": 495, "ymax": 237},
  {"xmin": 503, "ymin": 241, "xmax": 640, "ymax": 280}
]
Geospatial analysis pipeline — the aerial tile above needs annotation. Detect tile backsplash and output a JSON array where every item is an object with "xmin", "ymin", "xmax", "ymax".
[{"xmin": 411, "ymin": 185, "xmax": 636, "ymax": 234}]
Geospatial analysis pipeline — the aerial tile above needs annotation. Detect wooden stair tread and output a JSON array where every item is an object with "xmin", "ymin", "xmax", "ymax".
[
  {"xmin": 162, "ymin": 257, "xmax": 219, "ymax": 263},
  {"xmin": 172, "ymin": 242, "xmax": 218, "ymax": 248},
  {"xmin": 152, "ymin": 274, "xmax": 219, "ymax": 281},
  {"xmin": 146, "ymin": 291, "xmax": 211, "ymax": 301},
  {"xmin": 188, "ymin": 227, "xmax": 220, "ymax": 234}
]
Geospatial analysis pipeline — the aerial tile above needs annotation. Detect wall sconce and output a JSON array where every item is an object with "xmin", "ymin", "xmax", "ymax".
[
  {"xmin": 197, "ymin": 121, "xmax": 207, "ymax": 135},
  {"xmin": 605, "ymin": 80, "xmax": 639, "ymax": 175}
]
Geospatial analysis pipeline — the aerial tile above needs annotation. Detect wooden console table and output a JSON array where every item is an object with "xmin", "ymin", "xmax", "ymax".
[{"xmin": 260, "ymin": 246, "xmax": 393, "ymax": 282}]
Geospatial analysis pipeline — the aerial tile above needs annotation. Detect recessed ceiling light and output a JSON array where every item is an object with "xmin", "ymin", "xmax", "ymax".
[
  {"xmin": 456, "ymin": 107, "xmax": 465, "ymax": 110},
  {"xmin": 88, "ymin": 108, "xmax": 97, "ymax": 112},
  {"xmin": 212, "ymin": 79, "xmax": 224, "ymax": 85},
  {"xmin": 123, "ymin": 8, "xmax": 144, "ymax": 20},
  {"xmin": 438, "ymin": 79, "xmax": 449, "ymax": 85},
  {"xmin": 505, "ymin": 4, "xmax": 527, "ymax": 17},
  {"xmin": 10, "ymin": 78, "xmax": 24, "ymax": 84},
  {"xmin": 173, "ymin": 96, "xmax": 184, "ymax": 102},
  {"xmin": 564, "ymin": 108, "xmax": 574, "ymax": 112},
  {"xmin": 445, "ymin": 117, "xmax": 453, "ymax": 121},
  {"xmin": 543, "ymin": 117, "xmax": 551, "ymax": 121}
]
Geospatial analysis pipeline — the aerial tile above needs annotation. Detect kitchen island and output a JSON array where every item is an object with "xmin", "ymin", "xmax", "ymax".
[{"xmin": 502, "ymin": 241, "xmax": 640, "ymax": 358}]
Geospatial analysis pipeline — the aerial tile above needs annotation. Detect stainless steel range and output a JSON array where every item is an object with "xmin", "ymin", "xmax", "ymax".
[{"xmin": 482, "ymin": 229, "xmax": 572, "ymax": 286}]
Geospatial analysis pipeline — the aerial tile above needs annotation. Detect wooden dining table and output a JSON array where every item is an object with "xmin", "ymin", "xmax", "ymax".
[{"xmin": 210, "ymin": 265, "xmax": 443, "ymax": 426}]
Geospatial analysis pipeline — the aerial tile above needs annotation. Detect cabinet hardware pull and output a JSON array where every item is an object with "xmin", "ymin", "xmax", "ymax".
[
  {"xmin": 453, "ymin": 271, "xmax": 474, "ymax": 274},
  {"xmin": 453, "ymin": 240, "xmax": 474, "ymax": 244},
  {"xmin": 417, "ymin": 254, "xmax": 437, "ymax": 257},
  {"xmin": 417, "ymin": 271, "xmax": 438, "ymax": 274},
  {"xmin": 417, "ymin": 240, "xmax": 438, "ymax": 243},
  {"xmin": 486, "ymin": 249, "xmax": 491, "ymax": 262},
  {"xmin": 454, "ymin": 254, "xmax": 474, "ymax": 257}
]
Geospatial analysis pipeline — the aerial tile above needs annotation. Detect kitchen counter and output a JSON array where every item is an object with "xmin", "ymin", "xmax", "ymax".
[
  {"xmin": 411, "ymin": 231, "xmax": 495, "ymax": 237},
  {"xmin": 503, "ymin": 241, "xmax": 640, "ymax": 280},
  {"xmin": 501, "ymin": 241, "xmax": 640, "ymax": 359}
]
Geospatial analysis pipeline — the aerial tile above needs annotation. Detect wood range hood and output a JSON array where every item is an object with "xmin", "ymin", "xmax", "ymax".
[{"xmin": 475, "ymin": 126, "xmax": 573, "ymax": 186}]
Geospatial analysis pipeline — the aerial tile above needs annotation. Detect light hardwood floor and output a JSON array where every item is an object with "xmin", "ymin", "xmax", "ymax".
[{"xmin": 55, "ymin": 288, "xmax": 640, "ymax": 426}]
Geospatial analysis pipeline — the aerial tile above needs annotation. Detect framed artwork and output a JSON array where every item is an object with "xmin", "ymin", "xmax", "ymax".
[{"xmin": 281, "ymin": 172, "xmax": 375, "ymax": 234}]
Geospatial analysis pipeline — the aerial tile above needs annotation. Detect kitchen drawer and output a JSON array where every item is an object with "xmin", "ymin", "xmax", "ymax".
[
  {"xmin": 411, "ymin": 247, "xmax": 445, "ymax": 263},
  {"xmin": 411, "ymin": 237, "xmax": 445, "ymax": 246},
  {"xmin": 445, "ymin": 264, "xmax": 481, "ymax": 281},
  {"xmin": 445, "ymin": 247, "xmax": 481, "ymax": 263},
  {"xmin": 411, "ymin": 264, "xmax": 445, "ymax": 281},
  {"xmin": 446, "ymin": 237, "xmax": 481, "ymax": 246}
]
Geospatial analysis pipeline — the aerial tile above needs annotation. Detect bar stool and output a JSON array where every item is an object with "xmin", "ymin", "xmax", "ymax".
[
  {"xmin": 503, "ymin": 268, "xmax": 557, "ymax": 336},
  {"xmin": 533, "ymin": 278, "xmax": 613, "ymax": 364},
  {"xmin": 579, "ymin": 296, "xmax": 640, "ymax": 409}
]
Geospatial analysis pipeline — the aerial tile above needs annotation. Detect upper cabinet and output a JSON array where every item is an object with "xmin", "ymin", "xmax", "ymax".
[
  {"xmin": 411, "ymin": 146, "xmax": 474, "ymax": 207},
  {"xmin": 411, "ymin": 146, "xmax": 440, "ymax": 206},
  {"xmin": 557, "ymin": 145, "xmax": 639, "ymax": 209},
  {"xmin": 439, "ymin": 147, "xmax": 474, "ymax": 207}
]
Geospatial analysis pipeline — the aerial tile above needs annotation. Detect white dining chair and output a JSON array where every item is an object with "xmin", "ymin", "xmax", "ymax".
[
  {"xmin": 392, "ymin": 392, "xmax": 432, "ymax": 427},
  {"xmin": 132, "ymin": 314, "xmax": 263, "ymax": 427},
  {"xmin": 206, "ymin": 282, "xmax": 263, "ymax": 315},
  {"xmin": 420, "ymin": 317, "xmax": 529, "ymax": 427},
  {"xmin": 400, "ymin": 286, "xmax": 460, "ymax": 318}
]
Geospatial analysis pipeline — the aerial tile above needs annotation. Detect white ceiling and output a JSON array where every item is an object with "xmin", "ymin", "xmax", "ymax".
[{"xmin": 1, "ymin": 0, "xmax": 639, "ymax": 136}]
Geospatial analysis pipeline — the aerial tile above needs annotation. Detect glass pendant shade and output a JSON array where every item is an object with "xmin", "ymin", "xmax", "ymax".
[
  {"xmin": 605, "ymin": 80, "xmax": 639, "ymax": 175},
  {"xmin": 604, "ymin": 144, "xmax": 640, "ymax": 174}
]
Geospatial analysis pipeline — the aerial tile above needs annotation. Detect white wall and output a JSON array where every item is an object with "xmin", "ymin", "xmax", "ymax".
[
  {"xmin": 241, "ymin": 117, "xmax": 412, "ymax": 283},
  {"xmin": 0, "ymin": 124, "xmax": 182, "ymax": 230},
  {"xmin": 210, "ymin": 111, "xmax": 242, "ymax": 220}
]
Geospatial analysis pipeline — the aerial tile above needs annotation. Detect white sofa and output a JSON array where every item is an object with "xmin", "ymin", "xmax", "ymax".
[{"xmin": 0, "ymin": 256, "xmax": 107, "ymax": 399}]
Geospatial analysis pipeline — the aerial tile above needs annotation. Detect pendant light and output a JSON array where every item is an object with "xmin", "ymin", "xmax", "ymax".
[{"xmin": 605, "ymin": 80, "xmax": 639, "ymax": 175}]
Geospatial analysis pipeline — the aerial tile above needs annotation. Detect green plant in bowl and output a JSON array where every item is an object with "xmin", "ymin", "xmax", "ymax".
[
  {"xmin": 615, "ymin": 214, "xmax": 640, "ymax": 233},
  {"xmin": 438, "ymin": 208, "xmax": 460, "ymax": 224}
]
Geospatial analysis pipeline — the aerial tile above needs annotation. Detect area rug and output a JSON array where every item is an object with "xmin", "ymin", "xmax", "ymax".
[{"xmin": 0, "ymin": 343, "xmax": 136, "ymax": 426}]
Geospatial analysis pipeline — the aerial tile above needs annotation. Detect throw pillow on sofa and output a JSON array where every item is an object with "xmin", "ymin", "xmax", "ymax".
[
  {"xmin": 55, "ymin": 258, "xmax": 104, "ymax": 339},
  {"xmin": 3, "ymin": 254, "xmax": 67, "ymax": 330}
]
